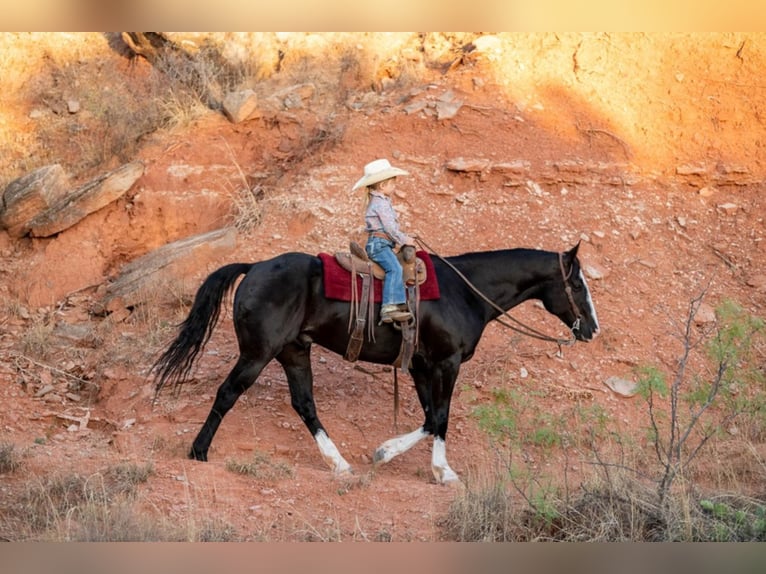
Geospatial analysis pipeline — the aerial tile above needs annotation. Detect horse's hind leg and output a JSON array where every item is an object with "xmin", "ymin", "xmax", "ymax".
[
  {"xmin": 277, "ymin": 342, "xmax": 352, "ymax": 477},
  {"xmin": 189, "ymin": 355, "xmax": 267, "ymax": 461}
]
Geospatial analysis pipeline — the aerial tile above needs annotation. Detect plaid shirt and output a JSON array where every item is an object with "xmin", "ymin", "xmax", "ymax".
[{"xmin": 364, "ymin": 191, "xmax": 412, "ymax": 246}]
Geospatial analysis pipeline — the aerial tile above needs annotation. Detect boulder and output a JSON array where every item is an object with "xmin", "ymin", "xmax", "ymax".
[
  {"xmin": 0, "ymin": 164, "xmax": 70, "ymax": 238},
  {"xmin": 101, "ymin": 227, "xmax": 238, "ymax": 312},
  {"xmin": 222, "ymin": 89, "xmax": 259, "ymax": 123},
  {"xmin": 28, "ymin": 162, "xmax": 144, "ymax": 237}
]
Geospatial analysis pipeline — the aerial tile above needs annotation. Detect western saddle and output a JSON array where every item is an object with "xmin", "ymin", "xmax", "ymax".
[{"xmin": 334, "ymin": 241, "xmax": 427, "ymax": 370}]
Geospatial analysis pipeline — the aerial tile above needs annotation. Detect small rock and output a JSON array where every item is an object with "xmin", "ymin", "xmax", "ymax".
[
  {"xmin": 694, "ymin": 302, "xmax": 716, "ymax": 325},
  {"xmin": 698, "ymin": 185, "xmax": 717, "ymax": 197},
  {"xmin": 745, "ymin": 274, "xmax": 766, "ymax": 292},
  {"xmin": 583, "ymin": 262, "xmax": 608, "ymax": 280},
  {"xmin": 35, "ymin": 384, "xmax": 55, "ymax": 398},
  {"xmin": 676, "ymin": 163, "xmax": 707, "ymax": 176},
  {"xmin": 520, "ymin": 367, "xmax": 528, "ymax": 379},
  {"xmin": 403, "ymin": 100, "xmax": 428, "ymax": 115},
  {"xmin": 604, "ymin": 376, "xmax": 638, "ymax": 397},
  {"xmin": 445, "ymin": 157, "xmax": 490, "ymax": 173},
  {"xmin": 66, "ymin": 100, "xmax": 80, "ymax": 113},
  {"xmin": 717, "ymin": 203, "xmax": 739, "ymax": 215},
  {"xmin": 492, "ymin": 160, "xmax": 530, "ymax": 174}
]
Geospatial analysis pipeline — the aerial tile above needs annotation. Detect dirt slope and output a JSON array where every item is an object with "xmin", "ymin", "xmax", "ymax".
[{"xmin": 0, "ymin": 32, "xmax": 764, "ymax": 541}]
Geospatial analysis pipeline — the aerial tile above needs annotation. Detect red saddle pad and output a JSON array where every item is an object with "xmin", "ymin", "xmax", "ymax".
[{"xmin": 318, "ymin": 251, "xmax": 440, "ymax": 302}]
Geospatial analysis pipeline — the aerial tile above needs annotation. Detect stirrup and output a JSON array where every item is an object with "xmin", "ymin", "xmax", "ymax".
[
  {"xmin": 391, "ymin": 315, "xmax": 415, "ymax": 331},
  {"xmin": 380, "ymin": 310, "xmax": 412, "ymax": 323},
  {"xmin": 379, "ymin": 304, "xmax": 412, "ymax": 324}
]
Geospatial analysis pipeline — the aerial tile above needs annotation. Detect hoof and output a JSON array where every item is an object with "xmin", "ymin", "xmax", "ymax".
[
  {"xmin": 333, "ymin": 466, "xmax": 355, "ymax": 479},
  {"xmin": 188, "ymin": 449, "xmax": 207, "ymax": 462},
  {"xmin": 433, "ymin": 466, "xmax": 460, "ymax": 485},
  {"xmin": 373, "ymin": 447, "xmax": 389, "ymax": 465},
  {"xmin": 443, "ymin": 478, "xmax": 465, "ymax": 492}
]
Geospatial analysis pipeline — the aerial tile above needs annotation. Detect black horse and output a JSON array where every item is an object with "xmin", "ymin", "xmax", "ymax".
[{"xmin": 152, "ymin": 242, "xmax": 599, "ymax": 484}]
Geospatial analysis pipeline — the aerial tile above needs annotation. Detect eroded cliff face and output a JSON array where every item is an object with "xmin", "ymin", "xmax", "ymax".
[{"xmin": 2, "ymin": 33, "xmax": 763, "ymax": 307}]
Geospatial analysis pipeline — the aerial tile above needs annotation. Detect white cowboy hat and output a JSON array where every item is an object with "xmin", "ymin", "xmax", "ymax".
[{"xmin": 352, "ymin": 158, "xmax": 409, "ymax": 190}]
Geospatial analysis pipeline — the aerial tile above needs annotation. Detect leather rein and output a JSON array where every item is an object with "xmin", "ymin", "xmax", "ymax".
[{"xmin": 414, "ymin": 237, "xmax": 581, "ymax": 349}]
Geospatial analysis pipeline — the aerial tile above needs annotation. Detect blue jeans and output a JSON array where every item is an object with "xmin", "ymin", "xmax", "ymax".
[{"xmin": 366, "ymin": 236, "xmax": 405, "ymax": 306}]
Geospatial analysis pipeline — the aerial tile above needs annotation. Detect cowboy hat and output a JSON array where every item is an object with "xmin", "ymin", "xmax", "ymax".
[{"xmin": 352, "ymin": 158, "xmax": 409, "ymax": 190}]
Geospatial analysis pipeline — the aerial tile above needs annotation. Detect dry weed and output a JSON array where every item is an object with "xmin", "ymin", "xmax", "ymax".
[
  {"xmin": 225, "ymin": 451, "xmax": 294, "ymax": 481},
  {"xmin": 0, "ymin": 442, "xmax": 24, "ymax": 474}
]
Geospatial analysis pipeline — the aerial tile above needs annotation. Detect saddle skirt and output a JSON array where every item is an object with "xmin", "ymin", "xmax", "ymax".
[{"xmin": 318, "ymin": 249, "xmax": 440, "ymax": 302}]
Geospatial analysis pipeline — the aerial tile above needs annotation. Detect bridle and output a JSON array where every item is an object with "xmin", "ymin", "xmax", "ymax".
[
  {"xmin": 414, "ymin": 236, "xmax": 583, "ymax": 348},
  {"xmin": 558, "ymin": 251, "xmax": 583, "ymax": 336}
]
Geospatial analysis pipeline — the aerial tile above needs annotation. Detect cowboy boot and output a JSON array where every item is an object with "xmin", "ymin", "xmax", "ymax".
[{"xmin": 380, "ymin": 304, "xmax": 413, "ymax": 323}]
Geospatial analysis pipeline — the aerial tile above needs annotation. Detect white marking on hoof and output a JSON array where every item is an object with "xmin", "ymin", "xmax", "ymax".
[
  {"xmin": 374, "ymin": 427, "xmax": 429, "ymax": 465},
  {"xmin": 315, "ymin": 430, "xmax": 352, "ymax": 476},
  {"xmin": 431, "ymin": 437, "xmax": 460, "ymax": 484}
]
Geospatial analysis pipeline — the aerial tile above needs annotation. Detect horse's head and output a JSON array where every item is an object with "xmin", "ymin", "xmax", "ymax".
[{"xmin": 541, "ymin": 242, "xmax": 600, "ymax": 342}]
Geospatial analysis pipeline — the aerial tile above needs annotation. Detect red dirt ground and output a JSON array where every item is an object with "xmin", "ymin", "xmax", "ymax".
[{"xmin": 1, "ymin": 33, "xmax": 764, "ymax": 541}]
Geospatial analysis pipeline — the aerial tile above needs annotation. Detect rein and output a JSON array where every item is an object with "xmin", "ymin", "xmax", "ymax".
[{"xmin": 414, "ymin": 236, "xmax": 578, "ymax": 349}]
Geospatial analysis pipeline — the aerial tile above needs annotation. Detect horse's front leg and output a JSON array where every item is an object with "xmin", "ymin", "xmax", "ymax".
[
  {"xmin": 419, "ymin": 355, "xmax": 462, "ymax": 484},
  {"xmin": 431, "ymin": 436, "xmax": 459, "ymax": 484}
]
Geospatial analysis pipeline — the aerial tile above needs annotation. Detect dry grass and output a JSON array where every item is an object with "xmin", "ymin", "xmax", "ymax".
[
  {"xmin": 0, "ymin": 442, "xmax": 24, "ymax": 474},
  {"xmin": 20, "ymin": 319, "xmax": 55, "ymax": 360},
  {"xmin": 225, "ymin": 451, "xmax": 294, "ymax": 481},
  {"xmin": 442, "ymin": 462, "xmax": 766, "ymax": 541},
  {"xmin": 0, "ymin": 461, "xmax": 241, "ymax": 541}
]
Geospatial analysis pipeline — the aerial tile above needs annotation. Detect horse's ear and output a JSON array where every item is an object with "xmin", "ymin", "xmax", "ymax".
[{"xmin": 565, "ymin": 240, "xmax": 581, "ymax": 262}]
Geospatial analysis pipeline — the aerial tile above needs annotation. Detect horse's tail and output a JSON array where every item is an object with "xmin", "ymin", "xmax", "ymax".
[{"xmin": 151, "ymin": 262, "xmax": 253, "ymax": 399}]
